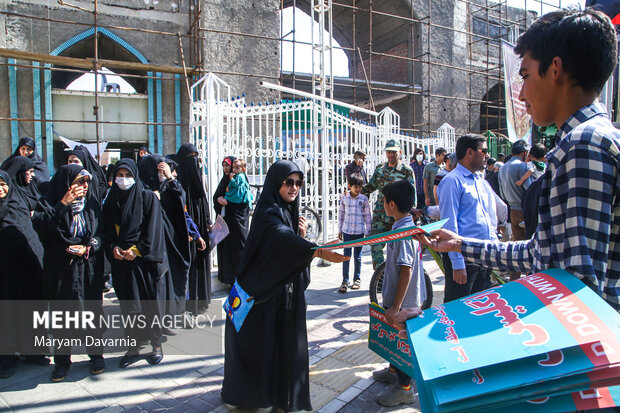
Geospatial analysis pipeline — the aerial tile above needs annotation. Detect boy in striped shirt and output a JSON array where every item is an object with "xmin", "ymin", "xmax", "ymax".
[{"xmin": 338, "ymin": 173, "xmax": 372, "ymax": 293}]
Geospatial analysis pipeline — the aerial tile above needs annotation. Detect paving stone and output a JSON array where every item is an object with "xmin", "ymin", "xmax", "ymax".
[
  {"xmin": 316, "ymin": 398, "xmax": 347, "ymax": 413},
  {"xmin": 150, "ymin": 393, "xmax": 181, "ymax": 409}
]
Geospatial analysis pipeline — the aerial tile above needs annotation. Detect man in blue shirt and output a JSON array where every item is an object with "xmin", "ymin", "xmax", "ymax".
[
  {"xmin": 423, "ymin": 8, "xmax": 620, "ymax": 312},
  {"xmin": 437, "ymin": 134, "xmax": 500, "ymax": 302}
]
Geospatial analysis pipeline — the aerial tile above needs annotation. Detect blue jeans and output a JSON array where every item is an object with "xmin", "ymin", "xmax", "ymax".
[{"xmin": 342, "ymin": 233, "xmax": 364, "ymax": 283}]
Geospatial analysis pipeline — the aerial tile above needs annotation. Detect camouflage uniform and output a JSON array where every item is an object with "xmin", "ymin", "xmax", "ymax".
[{"xmin": 362, "ymin": 161, "xmax": 415, "ymax": 268}]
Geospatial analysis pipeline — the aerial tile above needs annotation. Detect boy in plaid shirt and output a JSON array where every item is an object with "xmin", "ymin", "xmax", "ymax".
[{"xmin": 338, "ymin": 173, "xmax": 371, "ymax": 293}]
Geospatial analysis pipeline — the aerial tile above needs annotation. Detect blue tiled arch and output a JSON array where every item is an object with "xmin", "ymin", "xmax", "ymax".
[
  {"xmin": 50, "ymin": 27, "xmax": 148, "ymax": 63},
  {"xmin": 45, "ymin": 27, "xmax": 154, "ymax": 168}
]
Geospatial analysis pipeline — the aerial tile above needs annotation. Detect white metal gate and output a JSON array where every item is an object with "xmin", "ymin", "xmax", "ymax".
[{"xmin": 190, "ymin": 73, "xmax": 455, "ymax": 243}]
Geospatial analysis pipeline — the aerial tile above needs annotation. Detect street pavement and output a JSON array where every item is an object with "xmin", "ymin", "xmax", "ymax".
[{"xmin": 0, "ymin": 248, "xmax": 445, "ymax": 413}]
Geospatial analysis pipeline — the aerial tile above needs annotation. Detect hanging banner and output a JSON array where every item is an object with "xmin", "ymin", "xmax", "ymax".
[
  {"xmin": 58, "ymin": 135, "xmax": 108, "ymax": 158},
  {"xmin": 502, "ymin": 41, "xmax": 531, "ymax": 143}
]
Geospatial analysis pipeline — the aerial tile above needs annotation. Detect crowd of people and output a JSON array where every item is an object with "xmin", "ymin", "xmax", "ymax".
[
  {"xmin": 0, "ymin": 5, "xmax": 618, "ymax": 413},
  {"xmin": 0, "ymin": 141, "xmax": 214, "ymax": 381}
]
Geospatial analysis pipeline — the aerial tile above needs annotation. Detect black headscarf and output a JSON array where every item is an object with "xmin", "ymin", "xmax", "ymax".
[
  {"xmin": 37, "ymin": 164, "xmax": 98, "ymax": 245},
  {"xmin": 213, "ymin": 155, "xmax": 236, "ymax": 215},
  {"xmin": 176, "ymin": 143, "xmax": 206, "ymax": 198},
  {"xmin": 0, "ymin": 169, "xmax": 33, "ymax": 230},
  {"xmin": 68, "ymin": 145, "xmax": 107, "ymax": 203},
  {"xmin": 2, "ymin": 156, "xmax": 41, "ymax": 211},
  {"xmin": 103, "ymin": 159, "xmax": 143, "ymax": 248},
  {"xmin": 236, "ymin": 160, "xmax": 314, "ymax": 298},
  {"xmin": 1, "ymin": 137, "xmax": 50, "ymax": 187},
  {"xmin": 102, "ymin": 159, "xmax": 164, "ymax": 263},
  {"xmin": 0, "ymin": 171, "xmax": 8, "ymax": 223},
  {"xmin": 137, "ymin": 154, "xmax": 164, "ymax": 191}
]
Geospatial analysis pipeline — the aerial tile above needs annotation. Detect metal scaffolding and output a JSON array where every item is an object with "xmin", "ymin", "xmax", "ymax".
[{"xmin": 0, "ymin": 0, "xmax": 607, "ymax": 165}]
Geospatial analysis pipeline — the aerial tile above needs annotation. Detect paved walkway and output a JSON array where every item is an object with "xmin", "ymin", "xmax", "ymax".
[{"xmin": 0, "ymin": 249, "xmax": 445, "ymax": 413}]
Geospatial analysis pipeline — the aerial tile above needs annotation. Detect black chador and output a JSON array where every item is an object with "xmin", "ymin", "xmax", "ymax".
[
  {"xmin": 138, "ymin": 154, "xmax": 190, "ymax": 317},
  {"xmin": 33, "ymin": 165, "xmax": 104, "ymax": 378},
  {"xmin": 1, "ymin": 137, "xmax": 50, "ymax": 191},
  {"xmin": 102, "ymin": 159, "xmax": 167, "ymax": 363},
  {"xmin": 221, "ymin": 160, "xmax": 316, "ymax": 412},
  {"xmin": 0, "ymin": 169, "xmax": 45, "ymax": 376},
  {"xmin": 2, "ymin": 156, "xmax": 41, "ymax": 211},
  {"xmin": 213, "ymin": 156, "xmax": 250, "ymax": 285},
  {"xmin": 67, "ymin": 145, "xmax": 108, "ymax": 204},
  {"xmin": 173, "ymin": 143, "xmax": 212, "ymax": 315}
]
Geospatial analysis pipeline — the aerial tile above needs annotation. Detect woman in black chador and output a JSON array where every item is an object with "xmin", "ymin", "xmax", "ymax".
[
  {"xmin": 138, "ymin": 154, "xmax": 191, "ymax": 321},
  {"xmin": 0, "ymin": 170, "xmax": 47, "ymax": 379},
  {"xmin": 213, "ymin": 155, "xmax": 248, "ymax": 285},
  {"xmin": 2, "ymin": 156, "xmax": 41, "ymax": 212},
  {"xmin": 221, "ymin": 160, "xmax": 347, "ymax": 412},
  {"xmin": 102, "ymin": 159, "xmax": 167, "ymax": 368},
  {"xmin": 67, "ymin": 145, "xmax": 108, "ymax": 204},
  {"xmin": 174, "ymin": 143, "xmax": 212, "ymax": 315},
  {"xmin": 33, "ymin": 164, "xmax": 105, "ymax": 382},
  {"xmin": 1, "ymin": 137, "xmax": 50, "ymax": 191}
]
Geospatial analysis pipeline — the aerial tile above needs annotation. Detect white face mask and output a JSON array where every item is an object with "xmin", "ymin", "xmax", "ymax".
[
  {"xmin": 158, "ymin": 171, "xmax": 167, "ymax": 182},
  {"xmin": 115, "ymin": 177, "xmax": 135, "ymax": 190},
  {"xmin": 416, "ymin": 154, "xmax": 424, "ymax": 162}
]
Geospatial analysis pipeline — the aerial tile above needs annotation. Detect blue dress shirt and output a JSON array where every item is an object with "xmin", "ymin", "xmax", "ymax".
[{"xmin": 437, "ymin": 163, "xmax": 499, "ymax": 270}]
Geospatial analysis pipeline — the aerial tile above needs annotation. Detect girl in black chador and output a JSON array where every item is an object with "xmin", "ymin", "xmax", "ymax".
[
  {"xmin": 67, "ymin": 145, "xmax": 108, "ymax": 204},
  {"xmin": 0, "ymin": 170, "xmax": 47, "ymax": 379},
  {"xmin": 33, "ymin": 164, "xmax": 104, "ymax": 382},
  {"xmin": 102, "ymin": 159, "xmax": 167, "ymax": 368},
  {"xmin": 2, "ymin": 155, "xmax": 41, "ymax": 212},
  {"xmin": 1, "ymin": 137, "xmax": 50, "ymax": 191},
  {"xmin": 213, "ymin": 155, "xmax": 249, "ymax": 285},
  {"xmin": 221, "ymin": 160, "xmax": 348, "ymax": 412},
  {"xmin": 174, "ymin": 143, "xmax": 212, "ymax": 315},
  {"xmin": 138, "ymin": 154, "xmax": 191, "ymax": 325}
]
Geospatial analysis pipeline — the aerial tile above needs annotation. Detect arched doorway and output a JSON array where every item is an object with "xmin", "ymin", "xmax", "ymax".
[{"xmin": 44, "ymin": 27, "xmax": 159, "ymax": 168}]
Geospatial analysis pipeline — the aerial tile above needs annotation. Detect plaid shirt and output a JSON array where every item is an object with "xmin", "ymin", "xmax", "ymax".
[
  {"xmin": 339, "ymin": 193, "xmax": 372, "ymax": 236},
  {"xmin": 460, "ymin": 102, "xmax": 620, "ymax": 310}
]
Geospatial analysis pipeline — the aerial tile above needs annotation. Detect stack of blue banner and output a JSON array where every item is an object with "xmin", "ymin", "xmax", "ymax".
[
  {"xmin": 370, "ymin": 269, "xmax": 620, "ymax": 412},
  {"xmin": 407, "ymin": 269, "xmax": 620, "ymax": 412}
]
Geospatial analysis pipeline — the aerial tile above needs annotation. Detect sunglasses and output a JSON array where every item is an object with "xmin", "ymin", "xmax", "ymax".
[{"xmin": 283, "ymin": 178, "xmax": 304, "ymax": 188}]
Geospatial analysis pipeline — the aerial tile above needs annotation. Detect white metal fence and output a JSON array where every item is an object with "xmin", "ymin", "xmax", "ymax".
[{"xmin": 190, "ymin": 73, "xmax": 455, "ymax": 243}]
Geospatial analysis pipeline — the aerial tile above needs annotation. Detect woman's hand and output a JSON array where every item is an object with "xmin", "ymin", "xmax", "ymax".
[
  {"xmin": 313, "ymin": 248, "xmax": 350, "ymax": 263},
  {"xmin": 113, "ymin": 246, "xmax": 125, "ymax": 260},
  {"xmin": 61, "ymin": 183, "xmax": 86, "ymax": 205},
  {"xmin": 123, "ymin": 249, "xmax": 137, "ymax": 261},
  {"xmin": 196, "ymin": 237, "xmax": 207, "ymax": 251},
  {"xmin": 299, "ymin": 216, "xmax": 308, "ymax": 238},
  {"xmin": 217, "ymin": 196, "xmax": 228, "ymax": 206},
  {"xmin": 66, "ymin": 245, "xmax": 87, "ymax": 256},
  {"xmin": 157, "ymin": 162, "xmax": 172, "ymax": 179}
]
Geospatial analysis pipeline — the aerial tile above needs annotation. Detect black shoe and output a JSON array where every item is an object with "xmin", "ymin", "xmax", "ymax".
[
  {"xmin": 90, "ymin": 358, "xmax": 105, "ymax": 375},
  {"xmin": 147, "ymin": 347, "xmax": 163, "ymax": 365},
  {"xmin": 162, "ymin": 327, "xmax": 177, "ymax": 336},
  {"xmin": 50, "ymin": 364, "xmax": 70, "ymax": 382},
  {"xmin": 119, "ymin": 351, "xmax": 140, "ymax": 369},
  {"xmin": 25, "ymin": 355, "xmax": 51, "ymax": 366},
  {"xmin": 0, "ymin": 368, "xmax": 15, "ymax": 379}
]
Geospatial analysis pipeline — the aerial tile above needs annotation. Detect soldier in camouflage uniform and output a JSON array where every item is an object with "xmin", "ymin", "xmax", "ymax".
[{"xmin": 362, "ymin": 139, "xmax": 415, "ymax": 269}]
